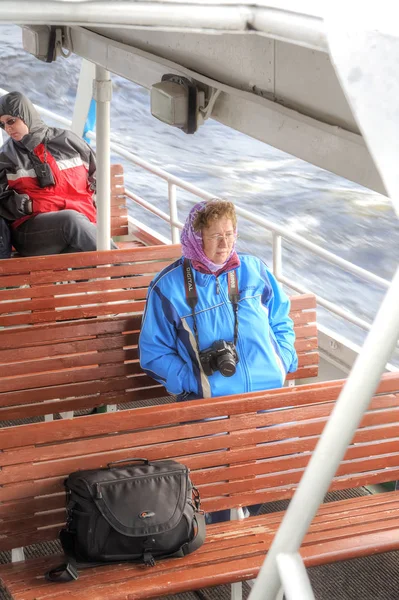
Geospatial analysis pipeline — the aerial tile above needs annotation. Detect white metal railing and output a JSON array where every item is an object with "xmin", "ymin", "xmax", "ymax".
[
  {"xmin": 0, "ymin": 88, "xmax": 392, "ymax": 338},
  {"xmin": 95, "ymin": 133, "xmax": 391, "ymax": 336},
  {"xmin": 88, "ymin": 130, "xmax": 391, "ymax": 335}
]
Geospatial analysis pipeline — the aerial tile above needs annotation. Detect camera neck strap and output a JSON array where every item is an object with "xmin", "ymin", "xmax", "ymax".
[{"xmin": 183, "ymin": 259, "xmax": 239, "ymax": 351}]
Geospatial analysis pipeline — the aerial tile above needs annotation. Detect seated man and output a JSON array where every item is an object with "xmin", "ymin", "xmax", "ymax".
[{"xmin": 0, "ymin": 91, "xmax": 114, "ymax": 256}]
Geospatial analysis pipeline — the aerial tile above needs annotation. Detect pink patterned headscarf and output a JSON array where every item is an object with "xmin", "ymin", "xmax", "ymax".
[{"xmin": 180, "ymin": 200, "xmax": 237, "ymax": 272}]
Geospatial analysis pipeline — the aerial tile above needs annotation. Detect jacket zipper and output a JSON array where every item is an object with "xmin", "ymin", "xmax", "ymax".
[{"xmin": 219, "ymin": 273, "xmax": 250, "ymax": 391}]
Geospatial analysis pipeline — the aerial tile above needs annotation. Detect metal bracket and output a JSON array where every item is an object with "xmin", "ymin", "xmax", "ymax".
[{"xmin": 11, "ymin": 547, "xmax": 25, "ymax": 562}]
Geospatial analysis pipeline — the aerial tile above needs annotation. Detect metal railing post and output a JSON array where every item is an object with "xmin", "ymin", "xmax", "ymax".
[
  {"xmin": 94, "ymin": 66, "xmax": 112, "ymax": 251},
  {"xmin": 168, "ymin": 182, "xmax": 180, "ymax": 244},
  {"xmin": 248, "ymin": 266, "xmax": 399, "ymax": 600}
]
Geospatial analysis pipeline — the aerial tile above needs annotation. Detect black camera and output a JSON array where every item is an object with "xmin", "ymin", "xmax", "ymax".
[
  {"xmin": 199, "ymin": 340, "xmax": 239, "ymax": 377},
  {"xmin": 33, "ymin": 162, "xmax": 55, "ymax": 188}
]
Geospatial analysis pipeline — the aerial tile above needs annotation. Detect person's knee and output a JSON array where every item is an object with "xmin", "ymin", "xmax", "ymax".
[
  {"xmin": 60, "ymin": 210, "xmax": 97, "ymax": 251},
  {"xmin": 61, "ymin": 210, "xmax": 94, "ymax": 239},
  {"xmin": 60, "ymin": 210, "xmax": 89, "ymax": 229}
]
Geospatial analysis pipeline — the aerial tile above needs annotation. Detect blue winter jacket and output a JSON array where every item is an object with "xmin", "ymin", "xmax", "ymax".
[{"xmin": 139, "ymin": 253, "xmax": 298, "ymax": 398}]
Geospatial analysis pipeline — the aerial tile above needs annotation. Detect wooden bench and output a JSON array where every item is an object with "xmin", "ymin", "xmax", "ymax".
[
  {"xmin": 110, "ymin": 163, "xmax": 129, "ymax": 239},
  {"xmin": 0, "ymin": 245, "xmax": 180, "ymax": 422},
  {"xmin": 0, "ymin": 371, "xmax": 398, "ymax": 599},
  {"xmin": 0, "ymin": 244, "xmax": 318, "ymax": 422}
]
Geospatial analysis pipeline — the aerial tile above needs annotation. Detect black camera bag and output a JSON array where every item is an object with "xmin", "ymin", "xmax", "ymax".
[{"xmin": 45, "ymin": 458, "xmax": 205, "ymax": 582}]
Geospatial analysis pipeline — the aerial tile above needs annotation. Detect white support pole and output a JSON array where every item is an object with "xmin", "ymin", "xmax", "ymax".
[
  {"xmin": 276, "ymin": 553, "xmax": 315, "ymax": 600},
  {"xmin": 249, "ymin": 267, "xmax": 399, "ymax": 600},
  {"xmin": 71, "ymin": 59, "xmax": 96, "ymax": 137},
  {"xmin": 94, "ymin": 66, "xmax": 112, "ymax": 251}
]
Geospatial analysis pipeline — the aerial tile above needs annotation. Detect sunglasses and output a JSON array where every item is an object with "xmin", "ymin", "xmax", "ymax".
[{"xmin": 0, "ymin": 117, "xmax": 18, "ymax": 129}]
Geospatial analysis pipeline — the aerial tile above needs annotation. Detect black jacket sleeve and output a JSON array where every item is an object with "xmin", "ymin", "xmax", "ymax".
[{"xmin": 0, "ymin": 158, "xmax": 30, "ymax": 221}]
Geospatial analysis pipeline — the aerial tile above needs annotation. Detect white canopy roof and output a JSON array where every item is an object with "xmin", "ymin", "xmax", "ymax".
[{"xmin": 1, "ymin": 1, "xmax": 398, "ymax": 204}]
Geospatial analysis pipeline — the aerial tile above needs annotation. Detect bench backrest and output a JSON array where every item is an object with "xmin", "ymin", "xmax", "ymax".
[
  {"xmin": 0, "ymin": 372, "xmax": 398, "ymax": 552},
  {"xmin": 0, "ymin": 245, "xmax": 181, "ymax": 326},
  {"xmin": 0, "ymin": 245, "xmax": 318, "ymax": 421},
  {"xmin": 110, "ymin": 164, "xmax": 129, "ymax": 238}
]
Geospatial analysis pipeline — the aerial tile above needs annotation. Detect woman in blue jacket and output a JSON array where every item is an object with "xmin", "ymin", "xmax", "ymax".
[{"xmin": 139, "ymin": 199, "xmax": 298, "ymax": 400}]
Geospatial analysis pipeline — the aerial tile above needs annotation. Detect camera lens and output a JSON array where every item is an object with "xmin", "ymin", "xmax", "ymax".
[{"xmin": 216, "ymin": 354, "xmax": 236, "ymax": 377}]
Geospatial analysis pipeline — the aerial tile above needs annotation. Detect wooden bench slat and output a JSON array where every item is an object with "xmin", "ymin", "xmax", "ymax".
[
  {"xmin": 4, "ymin": 287, "xmax": 148, "ymax": 316},
  {"xmin": 2, "ymin": 495, "xmax": 399, "ymax": 600},
  {"xmin": 291, "ymin": 309, "xmax": 316, "ymax": 325},
  {"xmin": 0, "ymin": 316, "xmax": 139, "ymax": 348},
  {"xmin": 111, "ymin": 206, "xmax": 128, "ymax": 216},
  {"xmin": 0, "ymin": 335, "xmax": 127, "ymax": 363},
  {"xmin": 0, "ymin": 274, "xmax": 154, "ymax": 302},
  {"xmin": 112, "ymin": 226, "xmax": 129, "ymax": 236},
  {"xmin": 1, "ymin": 372, "xmax": 398, "ymax": 449},
  {"xmin": 0, "ymin": 344, "xmax": 317, "ymax": 380},
  {"xmin": 295, "ymin": 337, "xmax": 318, "ymax": 352},
  {"xmin": 0, "ymin": 494, "xmax": 63, "ymax": 519},
  {"xmin": 0, "ymin": 376, "xmax": 141, "ymax": 408},
  {"xmin": 292, "ymin": 323, "xmax": 318, "ymax": 339},
  {"xmin": 5, "ymin": 408, "xmax": 397, "ymax": 490},
  {"xmin": 289, "ymin": 293, "xmax": 317, "ymax": 310},
  {"xmin": 0, "ymin": 260, "xmax": 175, "ymax": 288},
  {"xmin": 0, "ymin": 362, "xmax": 141, "ymax": 394},
  {"xmin": 1, "ymin": 389, "xmax": 399, "ymax": 490},
  {"xmin": 287, "ymin": 366, "xmax": 318, "ymax": 380},
  {"xmin": 0, "ymin": 302, "xmax": 147, "ymax": 327},
  {"xmin": 0, "ymin": 349, "xmax": 136, "ymax": 378},
  {"xmin": 2, "ymin": 391, "xmax": 395, "ymax": 467},
  {"xmin": 0, "ymin": 384, "xmax": 164, "ymax": 421},
  {"xmin": 7, "ymin": 427, "xmax": 399, "ymax": 496}
]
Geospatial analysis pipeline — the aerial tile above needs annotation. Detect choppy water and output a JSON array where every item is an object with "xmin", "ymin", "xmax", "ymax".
[{"xmin": 1, "ymin": 25, "xmax": 398, "ymax": 361}]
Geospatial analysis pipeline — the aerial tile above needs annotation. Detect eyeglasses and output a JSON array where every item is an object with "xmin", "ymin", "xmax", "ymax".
[
  {"xmin": 204, "ymin": 232, "xmax": 237, "ymax": 243},
  {"xmin": 0, "ymin": 117, "xmax": 18, "ymax": 129}
]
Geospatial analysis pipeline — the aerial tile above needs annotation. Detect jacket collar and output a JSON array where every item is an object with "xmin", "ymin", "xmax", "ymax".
[{"xmin": 191, "ymin": 251, "xmax": 240, "ymax": 276}]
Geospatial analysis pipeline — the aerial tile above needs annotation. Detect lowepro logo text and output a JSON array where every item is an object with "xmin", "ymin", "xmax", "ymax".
[{"xmin": 139, "ymin": 511, "xmax": 155, "ymax": 519}]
